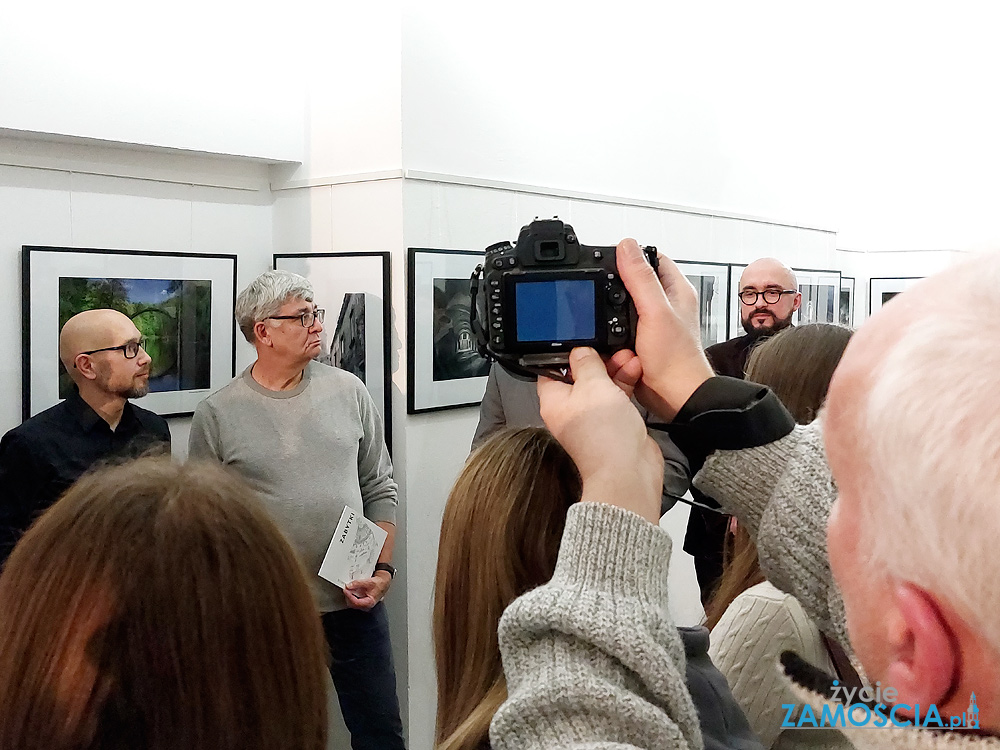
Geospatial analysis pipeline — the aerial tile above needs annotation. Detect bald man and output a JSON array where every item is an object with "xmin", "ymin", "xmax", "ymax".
[
  {"xmin": 0, "ymin": 309, "xmax": 170, "ymax": 563},
  {"xmin": 687, "ymin": 258, "xmax": 801, "ymax": 602},
  {"xmin": 706, "ymin": 258, "xmax": 801, "ymax": 378}
]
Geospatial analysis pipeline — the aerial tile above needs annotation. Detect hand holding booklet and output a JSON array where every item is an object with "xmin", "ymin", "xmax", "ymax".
[{"xmin": 319, "ymin": 507, "xmax": 388, "ymax": 588}]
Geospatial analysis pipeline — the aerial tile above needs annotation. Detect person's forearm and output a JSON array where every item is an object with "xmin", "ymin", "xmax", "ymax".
[
  {"xmin": 376, "ymin": 521, "xmax": 395, "ymax": 564},
  {"xmin": 492, "ymin": 503, "xmax": 702, "ymax": 750},
  {"xmin": 696, "ymin": 424, "xmax": 849, "ymax": 647}
]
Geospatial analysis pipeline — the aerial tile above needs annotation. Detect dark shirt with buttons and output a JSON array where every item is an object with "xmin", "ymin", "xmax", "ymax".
[{"xmin": 0, "ymin": 390, "xmax": 170, "ymax": 564}]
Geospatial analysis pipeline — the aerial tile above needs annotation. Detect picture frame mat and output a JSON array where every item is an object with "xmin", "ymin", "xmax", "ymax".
[
  {"xmin": 407, "ymin": 248, "xmax": 488, "ymax": 414},
  {"xmin": 23, "ymin": 246, "xmax": 236, "ymax": 419},
  {"xmin": 868, "ymin": 277, "xmax": 923, "ymax": 316}
]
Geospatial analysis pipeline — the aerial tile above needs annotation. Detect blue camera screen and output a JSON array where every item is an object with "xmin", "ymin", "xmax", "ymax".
[{"xmin": 515, "ymin": 279, "xmax": 596, "ymax": 342}]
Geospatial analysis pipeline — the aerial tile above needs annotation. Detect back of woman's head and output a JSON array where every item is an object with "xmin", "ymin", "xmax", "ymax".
[
  {"xmin": 705, "ymin": 323, "xmax": 854, "ymax": 630},
  {"xmin": 0, "ymin": 457, "xmax": 327, "ymax": 750},
  {"xmin": 745, "ymin": 322, "xmax": 854, "ymax": 424},
  {"xmin": 433, "ymin": 427, "xmax": 581, "ymax": 750}
]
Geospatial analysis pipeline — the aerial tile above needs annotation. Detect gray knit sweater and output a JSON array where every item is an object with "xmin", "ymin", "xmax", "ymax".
[
  {"xmin": 491, "ymin": 423, "xmax": 1000, "ymax": 750},
  {"xmin": 188, "ymin": 362, "xmax": 397, "ymax": 612}
]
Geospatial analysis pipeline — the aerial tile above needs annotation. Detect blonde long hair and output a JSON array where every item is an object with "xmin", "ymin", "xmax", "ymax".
[{"xmin": 433, "ymin": 428, "xmax": 581, "ymax": 750}]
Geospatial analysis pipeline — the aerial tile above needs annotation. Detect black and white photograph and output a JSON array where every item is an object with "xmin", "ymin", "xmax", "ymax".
[
  {"xmin": 839, "ymin": 277, "xmax": 855, "ymax": 327},
  {"xmin": 22, "ymin": 246, "xmax": 236, "ymax": 419},
  {"xmin": 676, "ymin": 261, "xmax": 731, "ymax": 346},
  {"xmin": 432, "ymin": 278, "xmax": 490, "ymax": 382},
  {"xmin": 273, "ymin": 252, "xmax": 392, "ymax": 450},
  {"xmin": 408, "ymin": 248, "xmax": 490, "ymax": 413}
]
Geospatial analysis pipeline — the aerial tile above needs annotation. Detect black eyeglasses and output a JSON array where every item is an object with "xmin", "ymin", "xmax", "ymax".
[
  {"xmin": 267, "ymin": 308, "xmax": 325, "ymax": 328},
  {"xmin": 75, "ymin": 337, "xmax": 147, "ymax": 367},
  {"xmin": 739, "ymin": 289, "xmax": 797, "ymax": 305}
]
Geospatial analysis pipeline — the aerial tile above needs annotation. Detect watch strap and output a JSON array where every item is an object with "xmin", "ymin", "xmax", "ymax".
[{"xmin": 374, "ymin": 562, "xmax": 396, "ymax": 579}]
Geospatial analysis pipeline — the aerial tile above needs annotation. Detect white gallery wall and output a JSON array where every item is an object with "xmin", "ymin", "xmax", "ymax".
[{"xmin": 2, "ymin": 2, "xmax": 999, "ymax": 749}]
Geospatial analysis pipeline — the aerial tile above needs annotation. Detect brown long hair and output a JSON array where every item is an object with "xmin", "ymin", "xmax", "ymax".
[
  {"xmin": 433, "ymin": 428, "xmax": 582, "ymax": 750},
  {"xmin": 0, "ymin": 457, "xmax": 328, "ymax": 750},
  {"xmin": 704, "ymin": 323, "xmax": 853, "ymax": 629}
]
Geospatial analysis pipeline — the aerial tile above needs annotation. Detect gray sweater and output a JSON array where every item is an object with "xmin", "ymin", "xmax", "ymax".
[
  {"xmin": 491, "ymin": 424, "xmax": 1000, "ymax": 750},
  {"xmin": 188, "ymin": 362, "xmax": 397, "ymax": 612}
]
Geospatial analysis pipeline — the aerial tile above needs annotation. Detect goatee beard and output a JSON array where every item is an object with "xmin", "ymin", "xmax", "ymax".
[{"xmin": 125, "ymin": 383, "xmax": 150, "ymax": 399}]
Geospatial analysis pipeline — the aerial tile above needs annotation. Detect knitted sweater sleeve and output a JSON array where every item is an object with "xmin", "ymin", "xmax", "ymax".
[
  {"xmin": 693, "ymin": 422, "xmax": 849, "ymax": 648},
  {"xmin": 491, "ymin": 502, "xmax": 703, "ymax": 750}
]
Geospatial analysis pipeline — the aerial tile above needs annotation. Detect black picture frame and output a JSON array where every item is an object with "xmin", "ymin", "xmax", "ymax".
[
  {"xmin": 273, "ymin": 251, "xmax": 393, "ymax": 452},
  {"xmin": 407, "ymin": 247, "xmax": 490, "ymax": 414},
  {"xmin": 22, "ymin": 245, "xmax": 237, "ymax": 420}
]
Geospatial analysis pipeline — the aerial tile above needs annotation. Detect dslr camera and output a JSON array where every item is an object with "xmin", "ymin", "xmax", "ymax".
[{"xmin": 471, "ymin": 218, "xmax": 657, "ymax": 376}]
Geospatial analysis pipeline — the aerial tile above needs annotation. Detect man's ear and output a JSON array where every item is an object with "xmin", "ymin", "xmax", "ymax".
[
  {"xmin": 791, "ymin": 291, "xmax": 803, "ymax": 312},
  {"xmin": 882, "ymin": 582, "xmax": 959, "ymax": 707},
  {"xmin": 254, "ymin": 321, "xmax": 272, "ymax": 348},
  {"xmin": 73, "ymin": 354, "xmax": 99, "ymax": 382}
]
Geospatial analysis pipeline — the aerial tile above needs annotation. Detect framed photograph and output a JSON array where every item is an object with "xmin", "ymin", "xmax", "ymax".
[
  {"xmin": 869, "ymin": 277, "xmax": 922, "ymax": 316},
  {"xmin": 839, "ymin": 277, "xmax": 855, "ymax": 327},
  {"xmin": 727, "ymin": 264, "xmax": 746, "ymax": 338},
  {"xmin": 794, "ymin": 268, "xmax": 842, "ymax": 325},
  {"xmin": 676, "ymin": 261, "xmax": 731, "ymax": 347},
  {"xmin": 22, "ymin": 245, "xmax": 236, "ymax": 419},
  {"xmin": 274, "ymin": 252, "xmax": 392, "ymax": 451},
  {"xmin": 407, "ymin": 248, "xmax": 491, "ymax": 414}
]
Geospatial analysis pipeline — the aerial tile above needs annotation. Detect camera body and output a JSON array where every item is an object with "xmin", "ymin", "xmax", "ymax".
[{"xmin": 473, "ymin": 218, "xmax": 657, "ymax": 367}]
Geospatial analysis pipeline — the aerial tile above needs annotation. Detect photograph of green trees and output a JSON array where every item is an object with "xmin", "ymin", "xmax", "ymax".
[{"xmin": 58, "ymin": 277, "xmax": 212, "ymax": 397}]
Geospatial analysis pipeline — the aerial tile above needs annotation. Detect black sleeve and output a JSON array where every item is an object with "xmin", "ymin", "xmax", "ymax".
[
  {"xmin": 663, "ymin": 377, "xmax": 796, "ymax": 472},
  {"xmin": 0, "ymin": 431, "xmax": 39, "ymax": 566}
]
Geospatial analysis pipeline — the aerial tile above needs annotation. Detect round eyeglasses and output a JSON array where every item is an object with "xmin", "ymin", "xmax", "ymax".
[
  {"xmin": 267, "ymin": 308, "xmax": 326, "ymax": 328},
  {"xmin": 739, "ymin": 289, "xmax": 797, "ymax": 305}
]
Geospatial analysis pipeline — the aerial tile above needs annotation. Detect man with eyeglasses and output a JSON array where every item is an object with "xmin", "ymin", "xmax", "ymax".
[
  {"xmin": 0, "ymin": 309, "xmax": 170, "ymax": 564},
  {"xmin": 188, "ymin": 270, "xmax": 404, "ymax": 750},
  {"xmin": 686, "ymin": 258, "xmax": 801, "ymax": 603}
]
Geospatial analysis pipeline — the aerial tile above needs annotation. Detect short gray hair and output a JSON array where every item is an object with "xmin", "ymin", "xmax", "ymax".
[
  {"xmin": 235, "ymin": 270, "xmax": 314, "ymax": 343},
  {"xmin": 855, "ymin": 250, "xmax": 1000, "ymax": 651}
]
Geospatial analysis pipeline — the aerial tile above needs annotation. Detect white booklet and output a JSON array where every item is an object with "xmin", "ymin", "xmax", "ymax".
[{"xmin": 318, "ymin": 507, "xmax": 388, "ymax": 588}]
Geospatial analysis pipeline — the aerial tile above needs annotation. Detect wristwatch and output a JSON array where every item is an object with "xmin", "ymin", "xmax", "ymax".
[{"xmin": 374, "ymin": 562, "xmax": 396, "ymax": 579}]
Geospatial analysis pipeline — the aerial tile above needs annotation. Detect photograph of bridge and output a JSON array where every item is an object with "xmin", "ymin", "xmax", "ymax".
[{"xmin": 58, "ymin": 276, "xmax": 213, "ymax": 398}]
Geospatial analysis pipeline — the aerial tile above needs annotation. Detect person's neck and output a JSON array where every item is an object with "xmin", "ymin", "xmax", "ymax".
[
  {"xmin": 250, "ymin": 356, "xmax": 307, "ymax": 392},
  {"xmin": 77, "ymin": 387, "xmax": 127, "ymax": 431}
]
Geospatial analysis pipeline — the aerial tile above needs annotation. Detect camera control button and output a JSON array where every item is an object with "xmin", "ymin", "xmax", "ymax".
[
  {"xmin": 506, "ymin": 257, "xmax": 517, "ymax": 267},
  {"xmin": 493, "ymin": 258, "xmax": 505, "ymax": 269},
  {"xmin": 610, "ymin": 324, "xmax": 626, "ymax": 336},
  {"xmin": 593, "ymin": 250, "xmax": 603, "ymax": 259},
  {"xmin": 490, "ymin": 279, "xmax": 500, "ymax": 287},
  {"xmin": 608, "ymin": 289, "xmax": 627, "ymax": 305},
  {"xmin": 492, "ymin": 322, "xmax": 502, "ymax": 330}
]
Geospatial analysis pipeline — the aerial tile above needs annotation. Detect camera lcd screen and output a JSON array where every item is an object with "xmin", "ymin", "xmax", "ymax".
[{"xmin": 514, "ymin": 279, "xmax": 596, "ymax": 342}]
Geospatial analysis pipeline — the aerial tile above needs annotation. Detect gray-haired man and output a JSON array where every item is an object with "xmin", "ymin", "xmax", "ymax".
[{"xmin": 189, "ymin": 270, "xmax": 404, "ymax": 750}]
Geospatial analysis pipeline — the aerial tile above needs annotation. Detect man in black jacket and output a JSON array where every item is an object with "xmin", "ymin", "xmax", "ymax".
[
  {"xmin": 0, "ymin": 309, "xmax": 170, "ymax": 564},
  {"xmin": 686, "ymin": 257, "xmax": 800, "ymax": 602}
]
